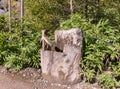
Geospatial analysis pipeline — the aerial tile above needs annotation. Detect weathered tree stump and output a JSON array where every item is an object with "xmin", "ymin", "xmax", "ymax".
[{"xmin": 41, "ymin": 28, "xmax": 83, "ymax": 85}]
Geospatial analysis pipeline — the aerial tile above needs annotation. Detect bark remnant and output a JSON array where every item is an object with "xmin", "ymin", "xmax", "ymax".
[{"xmin": 41, "ymin": 28, "xmax": 83, "ymax": 85}]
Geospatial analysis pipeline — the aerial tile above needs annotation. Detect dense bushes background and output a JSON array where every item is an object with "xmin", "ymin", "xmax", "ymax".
[
  {"xmin": 0, "ymin": 0, "xmax": 120, "ymax": 88},
  {"xmin": 60, "ymin": 14, "xmax": 120, "ymax": 88},
  {"xmin": 0, "ymin": 16, "xmax": 41, "ymax": 70}
]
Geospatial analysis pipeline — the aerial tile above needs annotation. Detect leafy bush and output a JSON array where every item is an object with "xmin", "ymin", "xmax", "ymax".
[
  {"xmin": 0, "ymin": 15, "xmax": 9, "ymax": 64},
  {"xmin": 60, "ymin": 13, "xmax": 120, "ymax": 87},
  {"xmin": 25, "ymin": 0, "xmax": 70, "ymax": 31},
  {"xmin": 0, "ymin": 15, "xmax": 8, "ymax": 31},
  {"xmin": 0, "ymin": 17, "xmax": 41, "ymax": 70},
  {"xmin": 0, "ymin": 32, "xmax": 9, "ymax": 64},
  {"xmin": 98, "ymin": 73, "xmax": 116, "ymax": 89}
]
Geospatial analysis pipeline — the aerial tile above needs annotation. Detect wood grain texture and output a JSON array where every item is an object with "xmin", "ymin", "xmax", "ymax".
[{"xmin": 41, "ymin": 28, "xmax": 83, "ymax": 84}]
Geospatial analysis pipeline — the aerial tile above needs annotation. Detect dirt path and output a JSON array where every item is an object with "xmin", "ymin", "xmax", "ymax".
[
  {"xmin": 0, "ymin": 66, "xmax": 101, "ymax": 89},
  {"xmin": 0, "ymin": 74, "xmax": 34, "ymax": 89}
]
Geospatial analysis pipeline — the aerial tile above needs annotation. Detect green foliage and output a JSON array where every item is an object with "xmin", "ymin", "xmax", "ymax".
[
  {"xmin": 98, "ymin": 73, "xmax": 116, "ymax": 89},
  {"xmin": 0, "ymin": 17, "xmax": 41, "ymax": 70},
  {"xmin": 0, "ymin": 15, "xmax": 8, "ymax": 31},
  {"xmin": 96, "ymin": 7, "xmax": 120, "ymax": 30},
  {"xmin": 25, "ymin": 0, "xmax": 70, "ymax": 31},
  {"xmin": 60, "ymin": 13, "xmax": 120, "ymax": 87},
  {"xmin": 0, "ymin": 31, "xmax": 9, "ymax": 64},
  {"xmin": 112, "ymin": 62, "xmax": 120, "ymax": 82},
  {"xmin": 0, "ymin": 15, "xmax": 9, "ymax": 64},
  {"xmin": 5, "ymin": 54, "xmax": 23, "ymax": 70}
]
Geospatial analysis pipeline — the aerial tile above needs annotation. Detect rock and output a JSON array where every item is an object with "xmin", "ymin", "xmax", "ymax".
[
  {"xmin": 41, "ymin": 28, "xmax": 83, "ymax": 85},
  {"xmin": 0, "ymin": 9, "xmax": 5, "ymax": 15},
  {"xmin": 0, "ymin": 0, "xmax": 8, "ymax": 15},
  {"xmin": 0, "ymin": 0, "xmax": 21, "ymax": 16}
]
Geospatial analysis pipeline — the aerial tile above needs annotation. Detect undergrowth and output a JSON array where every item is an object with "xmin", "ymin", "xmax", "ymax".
[
  {"xmin": 60, "ymin": 13, "xmax": 120, "ymax": 89},
  {"xmin": 0, "ymin": 15, "xmax": 41, "ymax": 70}
]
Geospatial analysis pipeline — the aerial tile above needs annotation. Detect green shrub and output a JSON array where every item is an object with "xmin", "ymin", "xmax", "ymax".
[
  {"xmin": 25, "ymin": 0, "xmax": 70, "ymax": 31},
  {"xmin": 0, "ymin": 18, "xmax": 41, "ymax": 70},
  {"xmin": 98, "ymin": 73, "xmax": 116, "ymax": 89},
  {"xmin": 60, "ymin": 13, "xmax": 120, "ymax": 86},
  {"xmin": 0, "ymin": 15, "xmax": 8, "ymax": 31},
  {"xmin": 5, "ymin": 54, "xmax": 23, "ymax": 71}
]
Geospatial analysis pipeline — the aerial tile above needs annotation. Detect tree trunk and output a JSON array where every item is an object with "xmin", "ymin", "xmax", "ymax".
[
  {"xmin": 70, "ymin": 0, "xmax": 73, "ymax": 15},
  {"xmin": 21, "ymin": 0, "xmax": 24, "ymax": 29},
  {"xmin": 8, "ymin": 0, "xmax": 11, "ymax": 31},
  {"xmin": 21, "ymin": 0, "xmax": 24, "ymax": 19},
  {"xmin": 41, "ymin": 28, "xmax": 83, "ymax": 85}
]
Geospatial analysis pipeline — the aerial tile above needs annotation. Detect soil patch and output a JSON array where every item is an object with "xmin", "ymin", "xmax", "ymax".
[{"xmin": 0, "ymin": 66, "xmax": 101, "ymax": 89}]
